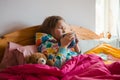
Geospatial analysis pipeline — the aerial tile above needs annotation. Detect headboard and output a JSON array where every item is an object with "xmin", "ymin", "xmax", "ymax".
[{"xmin": 0, "ymin": 25, "xmax": 100, "ymax": 62}]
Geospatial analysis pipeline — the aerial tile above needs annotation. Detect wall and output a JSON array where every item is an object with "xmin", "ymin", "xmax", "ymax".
[{"xmin": 0, "ymin": 0, "xmax": 95, "ymax": 35}]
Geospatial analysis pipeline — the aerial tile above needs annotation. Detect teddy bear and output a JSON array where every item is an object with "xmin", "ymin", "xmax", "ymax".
[
  {"xmin": 26, "ymin": 52, "xmax": 56, "ymax": 66},
  {"xmin": 26, "ymin": 52, "xmax": 47, "ymax": 65}
]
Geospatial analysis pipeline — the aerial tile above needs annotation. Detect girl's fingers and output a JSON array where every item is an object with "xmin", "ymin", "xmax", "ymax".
[
  {"xmin": 66, "ymin": 33, "xmax": 75, "ymax": 38},
  {"xmin": 65, "ymin": 35, "xmax": 74, "ymax": 41}
]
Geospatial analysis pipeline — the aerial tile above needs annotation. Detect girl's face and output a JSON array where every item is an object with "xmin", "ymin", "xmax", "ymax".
[{"xmin": 51, "ymin": 20, "xmax": 67, "ymax": 41}]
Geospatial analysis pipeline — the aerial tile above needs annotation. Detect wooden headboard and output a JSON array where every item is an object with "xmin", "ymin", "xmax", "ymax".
[{"xmin": 0, "ymin": 25, "xmax": 100, "ymax": 62}]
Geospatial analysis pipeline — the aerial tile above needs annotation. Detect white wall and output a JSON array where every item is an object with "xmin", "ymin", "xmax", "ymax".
[{"xmin": 0, "ymin": 0, "xmax": 95, "ymax": 35}]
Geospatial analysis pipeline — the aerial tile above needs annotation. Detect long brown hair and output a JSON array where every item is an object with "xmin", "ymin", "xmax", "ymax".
[{"xmin": 39, "ymin": 16, "xmax": 65, "ymax": 34}]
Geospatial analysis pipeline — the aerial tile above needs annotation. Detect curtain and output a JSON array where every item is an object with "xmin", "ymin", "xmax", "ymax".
[{"xmin": 96, "ymin": 0, "xmax": 120, "ymax": 38}]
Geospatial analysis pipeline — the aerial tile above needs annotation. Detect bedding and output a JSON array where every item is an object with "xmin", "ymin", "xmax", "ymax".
[
  {"xmin": 0, "ymin": 25, "xmax": 120, "ymax": 80},
  {"xmin": 14, "ymin": 43, "xmax": 37, "ymax": 65},
  {"xmin": 1, "ymin": 42, "xmax": 22, "ymax": 67},
  {"xmin": 0, "ymin": 42, "xmax": 37, "ymax": 70},
  {"xmin": 0, "ymin": 54, "xmax": 120, "ymax": 80},
  {"xmin": 78, "ymin": 39, "xmax": 99, "ymax": 53},
  {"xmin": 85, "ymin": 43, "xmax": 120, "ymax": 64}
]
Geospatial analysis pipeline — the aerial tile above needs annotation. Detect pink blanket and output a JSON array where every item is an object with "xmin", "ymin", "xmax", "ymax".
[{"xmin": 0, "ymin": 54, "xmax": 120, "ymax": 80}]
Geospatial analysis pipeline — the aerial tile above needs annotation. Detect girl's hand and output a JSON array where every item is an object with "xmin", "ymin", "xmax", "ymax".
[
  {"xmin": 74, "ymin": 34, "xmax": 81, "ymax": 53},
  {"xmin": 60, "ymin": 33, "xmax": 75, "ymax": 48},
  {"xmin": 74, "ymin": 44, "xmax": 81, "ymax": 53},
  {"xmin": 75, "ymin": 34, "xmax": 79, "ymax": 44}
]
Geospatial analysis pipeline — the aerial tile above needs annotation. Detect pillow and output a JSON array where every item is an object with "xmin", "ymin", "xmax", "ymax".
[
  {"xmin": 0, "ymin": 42, "xmax": 22, "ymax": 68},
  {"xmin": 0, "ymin": 42, "xmax": 37, "ymax": 69},
  {"xmin": 14, "ymin": 45, "xmax": 37, "ymax": 65},
  {"xmin": 78, "ymin": 40, "xmax": 99, "ymax": 53}
]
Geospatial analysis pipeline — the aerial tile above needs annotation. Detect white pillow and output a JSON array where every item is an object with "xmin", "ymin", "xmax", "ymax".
[{"xmin": 78, "ymin": 40, "xmax": 99, "ymax": 53}]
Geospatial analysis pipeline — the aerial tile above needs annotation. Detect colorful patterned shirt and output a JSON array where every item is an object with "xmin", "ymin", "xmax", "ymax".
[{"xmin": 36, "ymin": 32, "xmax": 78, "ymax": 68}]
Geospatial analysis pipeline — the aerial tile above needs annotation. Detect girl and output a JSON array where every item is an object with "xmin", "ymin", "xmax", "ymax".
[{"xmin": 36, "ymin": 16, "xmax": 81, "ymax": 68}]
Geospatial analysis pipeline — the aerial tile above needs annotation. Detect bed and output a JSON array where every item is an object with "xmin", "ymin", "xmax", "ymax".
[
  {"xmin": 0, "ymin": 25, "xmax": 100, "ymax": 62},
  {"xmin": 0, "ymin": 25, "xmax": 120, "ymax": 80}
]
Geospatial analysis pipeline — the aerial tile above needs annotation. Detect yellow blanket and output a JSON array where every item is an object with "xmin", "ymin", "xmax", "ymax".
[{"xmin": 85, "ymin": 43, "xmax": 120, "ymax": 64}]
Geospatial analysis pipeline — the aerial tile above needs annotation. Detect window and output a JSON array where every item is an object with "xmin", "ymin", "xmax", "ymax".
[{"xmin": 96, "ymin": 0, "xmax": 120, "ymax": 38}]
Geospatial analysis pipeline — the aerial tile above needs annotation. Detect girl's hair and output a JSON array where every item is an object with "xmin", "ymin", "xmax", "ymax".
[{"xmin": 39, "ymin": 16, "xmax": 65, "ymax": 34}]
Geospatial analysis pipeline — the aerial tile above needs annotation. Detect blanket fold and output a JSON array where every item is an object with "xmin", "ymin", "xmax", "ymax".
[{"xmin": 0, "ymin": 54, "xmax": 120, "ymax": 80}]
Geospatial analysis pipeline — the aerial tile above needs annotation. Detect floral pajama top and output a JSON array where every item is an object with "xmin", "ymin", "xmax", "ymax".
[{"xmin": 36, "ymin": 32, "xmax": 78, "ymax": 68}]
